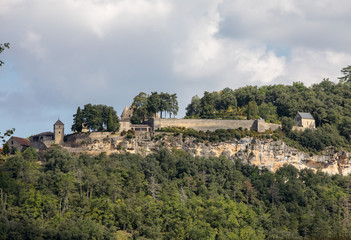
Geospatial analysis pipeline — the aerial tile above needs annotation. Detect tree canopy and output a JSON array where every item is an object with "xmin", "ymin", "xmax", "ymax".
[
  {"xmin": 131, "ymin": 92, "xmax": 178, "ymax": 124},
  {"xmin": 1, "ymin": 147, "xmax": 351, "ymax": 239},
  {"xmin": 72, "ymin": 104, "xmax": 120, "ymax": 132},
  {"xmin": 185, "ymin": 67, "xmax": 351, "ymax": 151},
  {"xmin": 0, "ymin": 42, "xmax": 9, "ymax": 67}
]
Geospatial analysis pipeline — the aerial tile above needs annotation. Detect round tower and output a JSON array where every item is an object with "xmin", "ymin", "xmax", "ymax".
[{"xmin": 54, "ymin": 119, "xmax": 64, "ymax": 145}]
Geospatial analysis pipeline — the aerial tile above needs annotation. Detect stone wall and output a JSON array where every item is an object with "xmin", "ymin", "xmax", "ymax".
[
  {"xmin": 152, "ymin": 118, "xmax": 281, "ymax": 132},
  {"xmin": 7, "ymin": 137, "xmax": 26, "ymax": 152},
  {"xmin": 65, "ymin": 132, "xmax": 120, "ymax": 147},
  {"xmin": 120, "ymin": 121, "xmax": 131, "ymax": 132},
  {"xmin": 255, "ymin": 120, "xmax": 281, "ymax": 132},
  {"xmin": 302, "ymin": 119, "xmax": 315, "ymax": 129},
  {"xmin": 152, "ymin": 118, "xmax": 255, "ymax": 131}
]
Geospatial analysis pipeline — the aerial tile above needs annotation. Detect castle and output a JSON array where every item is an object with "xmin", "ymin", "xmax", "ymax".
[
  {"xmin": 30, "ymin": 119, "xmax": 65, "ymax": 149},
  {"xmin": 119, "ymin": 105, "xmax": 282, "ymax": 133},
  {"xmin": 5, "ymin": 107, "xmax": 315, "ymax": 153},
  {"xmin": 5, "ymin": 119, "xmax": 64, "ymax": 152}
]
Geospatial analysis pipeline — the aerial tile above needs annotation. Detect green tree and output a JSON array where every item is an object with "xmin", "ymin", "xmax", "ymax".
[
  {"xmin": 339, "ymin": 65, "xmax": 351, "ymax": 83},
  {"xmin": 258, "ymin": 102, "xmax": 278, "ymax": 123},
  {"xmin": 169, "ymin": 93, "xmax": 179, "ymax": 118},
  {"xmin": 0, "ymin": 42, "xmax": 10, "ymax": 67},
  {"xmin": 186, "ymin": 95, "xmax": 201, "ymax": 117},
  {"xmin": 147, "ymin": 92, "xmax": 161, "ymax": 118},
  {"xmin": 78, "ymin": 104, "xmax": 119, "ymax": 132},
  {"xmin": 281, "ymin": 116, "xmax": 294, "ymax": 134},
  {"xmin": 200, "ymin": 91, "xmax": 216, "ymax": 118},
  {"xmin": 218, "ymin": 88, "xmax": 237, "ymax": 111},
  {"xmin": 131, "ymin": 92, "xmax": 149, "ymax": 124},
  {"xmin": 71, "ymin": 107, "xmax": 84, "ymax": 132},
  {"xmin": 246, "ymin": 101, "xmax": 258, "ymax": 120},
  {"xmin": 159, "ymin": 92, "xmax": 170, "ymax": 118}
]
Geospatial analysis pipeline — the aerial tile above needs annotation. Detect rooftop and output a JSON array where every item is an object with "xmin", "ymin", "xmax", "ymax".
[
  {"xmin": 11, "ymin": 136, "xmax": 31, "ymax": 146},
  {"xmin": 297, "ymin": 112, "xmax": 314, "ymax": 120},
  {"xmin": 54, "ymin": 119, "xmax": 64, "ymax": 126}
]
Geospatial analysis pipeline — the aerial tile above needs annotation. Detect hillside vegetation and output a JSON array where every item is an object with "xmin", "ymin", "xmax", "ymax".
[
  {"xmin": 1, "ymin": 147, "xmax": 351, "ymax": 239},
  {"xmin": 185, "ymin": 69, "xmax": 351, "ymax": 152}
]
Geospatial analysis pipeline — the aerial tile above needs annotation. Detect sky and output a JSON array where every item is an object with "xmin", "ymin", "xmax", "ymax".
[{"xmin": 1, "ymin": 0, "xmax": 351, "ymax": 140}]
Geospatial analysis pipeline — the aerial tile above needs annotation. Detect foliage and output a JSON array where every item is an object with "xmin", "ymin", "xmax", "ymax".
[
  {"xmin": 1, "ymin": 148, "xmax": 351, "ymax": 239},
  {"xmin": 185, "ymin": 69, "xmax": 351, "ymax": 151},
  {"xmin": 0, "ymin": 128, "xmax": 15, "ymax": 144},
  {"xmin": 72, "ymin": 104, "xmax": 120, "ymax": 132},
  {"xmin": 281, "ymin": 116, "xmax": 294, "ymax": 134},
  {"xmin": 339, "ymin": 65, "xmax": 351, "ymax": 83},
  {"xmin": 0, "ymin": 42, "xmax": 10, "ymax": 67},
  {"xmin": 131, "ymin": 92, "xmax": 179, "ymax": 124},
  {"xmin": 156, "ymin": 127, "xmax": 260, "ymax": 143}
]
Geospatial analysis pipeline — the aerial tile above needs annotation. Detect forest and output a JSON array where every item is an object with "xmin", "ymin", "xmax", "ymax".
[
  {"xmin": 185, "ymin": 67, "xmax": 351, "ymax": 152},
  {"xmin": 0, "ymin": 147, "xmax": 350, "ymax": 239}
]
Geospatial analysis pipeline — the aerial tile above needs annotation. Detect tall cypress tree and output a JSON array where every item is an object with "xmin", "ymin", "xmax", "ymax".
[{"xmin": 71, "ymin": 107, "xmax": 84, "ymax": 132}]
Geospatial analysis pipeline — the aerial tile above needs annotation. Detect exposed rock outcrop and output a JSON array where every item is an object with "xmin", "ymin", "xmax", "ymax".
[{"xmin": 64, "ymin": 133, "xmax": 351, "ymax": 175}]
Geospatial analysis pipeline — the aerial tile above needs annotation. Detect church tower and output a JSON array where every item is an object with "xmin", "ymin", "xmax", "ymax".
[{"xmin": 54, "ymin": 119, "xmax": 64, "ymax": 145}]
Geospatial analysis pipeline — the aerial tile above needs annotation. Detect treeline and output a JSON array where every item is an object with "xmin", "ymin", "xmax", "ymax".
[
  {"xmin": 186, "ymin": 79, "xmax": 351, "ymax": 131},
  {"xmin": 71, "ymin": 104, "xmax": 120, "ymax": 133},
  {"xmin": 186, "ymin": 87, "xmax": 278, "ymax": 122},
  {"xmin": 1, "ymin": 147, "xmax": 351, "ymax": 239},
  {"xmin": 130, "ymin": 92, "xmax": 178, "ymax": 124},
  {"xmin": 185, "ymin": 68, "xmax": 351, "ymax": 151}
]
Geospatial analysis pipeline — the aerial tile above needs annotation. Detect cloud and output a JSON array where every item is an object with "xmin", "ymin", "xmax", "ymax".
[{"xmin": 1, "ymin": 0, "xmax": 351, "ymax": 138}]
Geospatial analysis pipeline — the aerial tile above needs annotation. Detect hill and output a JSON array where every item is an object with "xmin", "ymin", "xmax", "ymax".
[{"xmin": 0, "ymin": 147, "xmax": 351, "ymax": 239}]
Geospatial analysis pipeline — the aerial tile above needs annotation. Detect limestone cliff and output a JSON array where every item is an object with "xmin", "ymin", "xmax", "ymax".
[{"xmin": 64, "ymin": 133, "xmax": 351, "ymax": 176}]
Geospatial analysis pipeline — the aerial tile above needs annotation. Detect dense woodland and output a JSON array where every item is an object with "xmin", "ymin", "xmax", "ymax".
[{"xmin": 0, "ymin": 147, "xmax": 351, "ymax": 239}]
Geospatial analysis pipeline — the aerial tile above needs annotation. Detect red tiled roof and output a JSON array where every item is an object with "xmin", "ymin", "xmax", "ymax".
[{"xmin": 12, "ymin": 137, "xmax": 31, "ymax": 146}]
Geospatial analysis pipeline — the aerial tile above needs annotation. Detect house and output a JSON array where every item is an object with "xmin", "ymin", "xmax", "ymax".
[
  {"xmin": 30, "ymin": 132, "xmax": 55, "ymax": 150},
  {"xmin": 294, "ymin": 112, "xmax": 315, "ymax": 129},
  {"xmin": 5, "ymin": 136, "xmax": 31, "ymax": 152}
]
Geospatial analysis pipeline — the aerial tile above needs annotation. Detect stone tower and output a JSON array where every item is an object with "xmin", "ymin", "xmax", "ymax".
[{"xmin": 54, "ymin": 119, "xmax": 64, "ymax": 145}]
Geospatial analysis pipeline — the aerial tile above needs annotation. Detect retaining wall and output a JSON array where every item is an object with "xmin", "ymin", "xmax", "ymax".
[{"xmin": 152, "ymin": 118, "xmax": 281, "ymax": 132}]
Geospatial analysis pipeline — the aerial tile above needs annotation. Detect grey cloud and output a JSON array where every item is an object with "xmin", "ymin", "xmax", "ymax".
[{"xmin": 217, "ymin": 0, "xmax": 351, "ymax": 52}]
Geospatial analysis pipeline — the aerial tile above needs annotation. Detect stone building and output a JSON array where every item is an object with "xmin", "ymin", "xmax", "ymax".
[
  {"xmin": 120, "ymin": 105, "xmax": 155, "ymax": 133},
  {"xmin": 6, "ymin": 136, "xmax": 31, "ymax": 152},
  {"xmin": 120, "ymin": 106, "xmax": 133, "ymax": 132},
  {"xmin": 30, "ymin": 132, "xmax": 54, "ymax": 149},
  {"xmin": 30, "ymin": 119, "xmax": 65, "ymax": 149},
  {"xmin": 54, "ymin": 119, "xmax": 64, "ymax": 145},
  {"xmin": 294, "ymin": 112, "xmax": 315, "ymax": 129}
]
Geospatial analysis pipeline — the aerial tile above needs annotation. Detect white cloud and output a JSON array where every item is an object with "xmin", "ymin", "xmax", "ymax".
[
  {"xmin": 19, "ymin": 32, "xmax": 47, "ymax": 60},
  {"xmin": 283, "ymin": 49, "xmax": 351, "ymax": 84},
  {"xmin": 64, "ymin": 0, "xmax": 172, "ymax": 38}
]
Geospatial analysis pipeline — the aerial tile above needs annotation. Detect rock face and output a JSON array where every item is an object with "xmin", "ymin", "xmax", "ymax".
[{"xmin": 64, "ymin": 133, "xmax": 351, "ymax": 176}]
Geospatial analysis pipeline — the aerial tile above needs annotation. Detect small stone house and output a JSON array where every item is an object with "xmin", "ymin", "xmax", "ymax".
[
  {"xmin": 6, "ymin": 136, "xmax": 31, "ymax": 152},
  {"xmin": 294, "ymin": 112, "xmax": 315, "ymax": 129}
]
